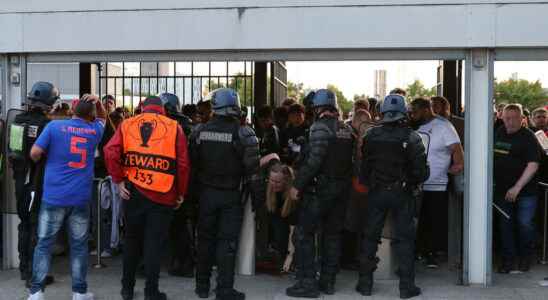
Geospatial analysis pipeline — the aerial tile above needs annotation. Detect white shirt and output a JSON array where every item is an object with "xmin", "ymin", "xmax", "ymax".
[{"xmin": 417, "ymin": 116, "xmax": 461, "ymax": 191}]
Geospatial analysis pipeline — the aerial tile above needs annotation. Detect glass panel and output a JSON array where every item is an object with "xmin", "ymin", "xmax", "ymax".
[
  {"xmin": 245, "ymin": 62, "xmax": 253, "ymax": 76},
  {"xmin": 218, "ymin": 77, "xmax": 228, "ymax": 90},
  {"xmin": 100, "ymin": 62, "xmax": 107, "ymax": 76},
  {"xmin": 115, "ymin": 78, "xmax": 123, "ymax": 106},
  {"xmin": 159, "ymin": 62, "xmax": 174, "ymax": 76},
  {"xmin": 167, "ymin": 78, "xmax": 175, "ymax": 94},
  {"xmin": 175, "ymin": 78, "xmax": 185, "ymax": 103},
  {"xmin": 141, "ymin": 78, "xmax": 150, "ymax": 96},
  {"xmin": 107, "ymin": 78, "xmax": 115, "ymax": 96},
  {"xmin": 149, "ymin": 78, "xmax": 158, "ymax": 95},
  {"xmin": 192, "ymin": 78, "xmax": 202, "ymax": 103},
  {"xmin": 158, "ymin": 78, "xmax": 168, "ymax": 94},
  {"xmin": 131, "ymin": 79, "xmax": 140, "ymax": 110},
  {"xmin": 123, "ymin": 78, "xmax": 132, "ymax": 97},
  {"xmin": 229, "ymin": 61, "xmax": 245, "ymax": 76},
  {"xmin": 210, "ymin": 61, "xmax": 227, "ymax": 76},
  {"xmin": 124, "ymin": 62, "xmax": 140, "ymax": 76},
  {"xmin": 100, "ymin": 78, "xmax": 107, "ymax": 97},
  {"xmin": 141, "ymin": 62, "xmax": 158, "ymax": 76},
  {"xmin": 193, "ymin": 62, "xmax": 210, "ymax": 76},
  {"xmin": 175, "ymin": 62, "xmax": 192, "ymax": 76},
  {"xmin": 183, "ymin": 78, "xmax": 192, "ymax": 104},
  {"xmin": 107, "ymin": 62, "xmax": 123, "ymax": 76}
]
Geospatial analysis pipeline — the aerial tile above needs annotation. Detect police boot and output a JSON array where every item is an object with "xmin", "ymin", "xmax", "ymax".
[
  {"xmin": 215, "ymin": 288, "xmax": 245, "ymax": 300},
  {"xmin": 355, "ymin": 274, "xmax": 373, "ymax": 296},
  {"xmin": 216, "ymin": 253, "xmax": 244, "ymax": 300},
  {"xmin": 399, "ymin": 276, "xmax": 421, "ymax": 299},
  {"xmin": 286, "ymin": 278, "xmax": 320, "ymax": 298},
  {"xmin": 195, "ymin": 282, "xmax": 210, "ymax": 299},
  {"xmin": 319, "ymin": 276, "xmax": 335, "ymax": 295},
  {"xmin": 356, "ymin": 256, "xmax": 378, "ymax": 296}
]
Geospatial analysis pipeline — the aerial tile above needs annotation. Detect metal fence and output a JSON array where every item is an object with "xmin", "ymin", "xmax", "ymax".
[{"xmin": 98, "ymin": 61, "xmax": 254, "ymax": 112}]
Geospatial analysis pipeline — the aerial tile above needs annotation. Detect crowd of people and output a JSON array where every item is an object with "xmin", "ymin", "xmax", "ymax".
[{"xmin": 6, "ymin": 80, "xmax": 548, "ymax": 300}]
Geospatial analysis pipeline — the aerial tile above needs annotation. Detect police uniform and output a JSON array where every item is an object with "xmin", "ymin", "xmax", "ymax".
[
  {"xmin": 286, "ymin": 89, "xmax": 354, "ymax": 298},
  {"xmin": 190, "ymin": 88, "xmax": 261, "ymax": 300},
  {"xmin": 159, "ymin": 93, "xmax": 196, "ymax": 278},
  {"xmin": 8, "ymin": 82, "xmax": 59, "ymax": 287},
  {"xmin": 356, "ymin": 94, "xmax": 429, "ymax": 299}
]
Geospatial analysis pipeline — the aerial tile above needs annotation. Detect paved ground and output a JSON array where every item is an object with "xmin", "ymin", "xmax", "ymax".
[{"xmin": 1, "ymin": 256, "xmax": 548, "ymax": 300}]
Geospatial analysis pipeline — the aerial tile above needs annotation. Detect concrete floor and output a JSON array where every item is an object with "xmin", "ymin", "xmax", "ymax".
[{"xmin": 1, "ymin": 256, "xmax": 548, "ymax": 300}]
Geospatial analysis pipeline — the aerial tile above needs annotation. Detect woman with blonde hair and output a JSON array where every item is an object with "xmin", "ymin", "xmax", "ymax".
[{"xmin": 265, "ymin": 162, "xmax": 298, "ymax": 273}]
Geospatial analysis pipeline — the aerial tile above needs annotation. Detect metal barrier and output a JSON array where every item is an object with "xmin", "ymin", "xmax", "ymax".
[
  {"xmin": 539, "ymin": 182, "xmax": 548, "ymax": 265},
  {"xmin": 93, "ymin": 177, "xmax": 108, "ymax": 269}
]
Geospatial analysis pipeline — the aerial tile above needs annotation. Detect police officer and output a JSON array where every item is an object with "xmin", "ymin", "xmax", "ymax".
[
  {"xmin": 159, "ymin": 92, "xmax": 193, "ymax": 136},
  {"xmin": 190, "ymin": 88, "xmax": 262, "ymax": 300},
  {"xmin": 286, "ymin": 89, "xmax": 354, "ymax": 298},
  {"xmin": 356, "ymin": 94, "xmax": 429, "ymax": 299},
  {"xmin": 8, "ymin": 81, "xmax": 59, "ymax": 287},
  {"xmin": 159, "ymin": 92, "xmax": 196, "ymax": 278}
]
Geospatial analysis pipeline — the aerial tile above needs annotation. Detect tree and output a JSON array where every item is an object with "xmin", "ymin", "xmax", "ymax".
[
  {"xmin": 288, "ymin": 81, "xmax": 306, "ymax": 100},
  {"xmin": 353, "ymin": 94, "xmax": 368, "ymax": 101},
  {"xmin": 405, "ymin": 80, "xmax": 436, "ymax": 99},
  {"xmin": 205, "ymin": 74, "xmax": 253, "ymax": 107},
  {"xmin": 326, "ymin": 84, "xmax": 353, "ymax": 113},
  {"xmin": 494, "ymin": 78, "xmax": 548, "ymax": 110}
]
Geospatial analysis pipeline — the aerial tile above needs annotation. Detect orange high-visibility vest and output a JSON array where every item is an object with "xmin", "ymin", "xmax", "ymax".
[{"xmin": 121, "ymin": 113, "xmax": 178, "ymax": 193}]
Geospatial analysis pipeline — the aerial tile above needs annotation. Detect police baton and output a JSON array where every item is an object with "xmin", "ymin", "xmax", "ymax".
[
  {"xmin": 28, "ymin": 191, "xmax": 35, "ymax": 212},
  {"xmin": 492, "ymin": 202, "xmax": 510, "ymax": 220},
  {"xmin": 93, "ymin": 177, "xmax": 107, "ymax": 269}
]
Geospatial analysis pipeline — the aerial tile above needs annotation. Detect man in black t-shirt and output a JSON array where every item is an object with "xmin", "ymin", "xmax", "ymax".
[
  {"xmin": 280, "ymin": 103, "xmax": 308, "ymax": 166},
  {"xmin": 494, "ymin": 104, "xmax": 541, "ymax": 274}
]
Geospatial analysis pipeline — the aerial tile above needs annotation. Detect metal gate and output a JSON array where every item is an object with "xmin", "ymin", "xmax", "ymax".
[
  {"xmin": 270, "ymin": 61, "xmax": 287, "ymax": 107},
  {"xmin": 97, "ymin": 61, "xmax": 254, "ymax": 112}
]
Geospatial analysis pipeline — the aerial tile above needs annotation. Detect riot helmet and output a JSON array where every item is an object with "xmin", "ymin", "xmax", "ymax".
[
  {"xmin": 159, "ymin": 92, "xmax": 181, "ymax": 116},
  {"xmin": 206, "ymin": 88, "xmax": 241, "ymax": 117},
  {"xmin": 27, "ymin": 81, "xmax": 59, "ymax": 109},
  {"xmin": 311, "ymin": 89, "xmax": 338, "ymax": 110},
  {"xmin": 380, "ymin": 94, "xmax": 407, "ymax": 123}
]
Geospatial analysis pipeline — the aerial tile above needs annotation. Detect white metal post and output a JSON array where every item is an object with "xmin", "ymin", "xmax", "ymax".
[
  {"xmin": 2, "ymin": 54, "xmax": 26, "ymax": 269},
  {"xmin": 463, "ymin": 48, "xmax": 494, "ymax": 286}
]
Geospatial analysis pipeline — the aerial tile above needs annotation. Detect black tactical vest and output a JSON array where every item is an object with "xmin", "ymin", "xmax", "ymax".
[
  {"xmin": 9, "ymin": 111, "xmax": 50, "ymax": 171},
  {"xmin": 323, "ymin": 119, "xmax": 354, "ymax": 179},
  {"xmin": 196, "ymin": 117, "xmax": 244, "ymax": 189},
  {"xmin": 365, "ymin": 125, "xmax": 412, "ymax": 187}
]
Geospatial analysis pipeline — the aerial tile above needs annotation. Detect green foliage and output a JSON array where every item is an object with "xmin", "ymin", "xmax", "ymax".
[
  {"xmin": 287, "ymin": 81, "xmax": 306, "ymax": 101},
  {"xmin": 405, "ymin": 80, "xmax": 436, "ymax": 100},
  {"xmin": 494, "ymin": 79, "xmax": 548, "ymax": 110},
  {"xmin": 326, "ymin": 84, "xmax": 353, "ymax": 113},
  {"xmin": 205, "ymin": 74, "xmax": 253, "ymax": 107},
  {"xmin": 353, "ymin": 94, "xmax": 368, "ymax": 101}
]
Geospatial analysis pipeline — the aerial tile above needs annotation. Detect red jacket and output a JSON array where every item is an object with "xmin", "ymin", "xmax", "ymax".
[{"xmin": 104, "ymin": 123, "xmax": 190, "ymax": 207}]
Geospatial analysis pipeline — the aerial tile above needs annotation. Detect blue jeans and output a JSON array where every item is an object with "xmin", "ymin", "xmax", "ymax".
[
  {"xmin": 497, "ymin": 195, "xmax": 537, "ymax": 260},
  {"xmin": 30, "ymin": 202, "xmax": 90, "ymax": 294}
]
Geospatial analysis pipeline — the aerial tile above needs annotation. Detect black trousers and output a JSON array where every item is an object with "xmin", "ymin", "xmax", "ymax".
[
  {"xmin": 169, "ymin": 203, "xmax": 195, "ymax": 271},
  {"xmin": 294, "ymin": 180, "xmax": 348, "ymax": 282},
  {"xmin": 360, "ymin": 187, "xmax": 417, "ymax": 288},
  {"xmin": 14, "ymin": 170, "xmax": 39, "ymax": 279},
  {"xmin": 121, "ymin": 187, "xmax": 173, "ymax": 296},
  {"xmin": 195, "ymin": 187, "xmax": 243, "ymax": 294},
  {"xmin": 270, "ymin": 213, "xmax": 290, "ymax": 257},
  {"xmin": 416, "ymin": 191, "xmax": 448, "ymax": 255}
]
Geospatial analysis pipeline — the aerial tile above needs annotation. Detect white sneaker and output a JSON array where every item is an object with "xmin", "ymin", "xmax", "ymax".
[
  {"xmin": 539, "ymin": 278, "xmax": 548, "ymax": 286},
  {"xmin": 27, "ymin": 291, "xmax": 45, "ymax": 300},
  {"xmin": 72, "ymin": 292, "xmax": 94, "ymax": 300}
]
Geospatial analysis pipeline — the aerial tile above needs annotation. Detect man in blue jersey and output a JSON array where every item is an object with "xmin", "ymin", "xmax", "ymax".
[{"xmin": 27, "ymin": 95, "xmax": 106, "ymax": 300}]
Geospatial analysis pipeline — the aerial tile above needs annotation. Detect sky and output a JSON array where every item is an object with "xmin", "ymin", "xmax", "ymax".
[{"xmin": 286, "ymin": 61, "xmax": 548, "ymax": 100}]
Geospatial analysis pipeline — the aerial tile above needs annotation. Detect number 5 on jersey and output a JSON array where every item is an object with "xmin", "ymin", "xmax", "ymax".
[{"xmin": 69, "ymin": 136, "xmax": 88, "ymax": 169}]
